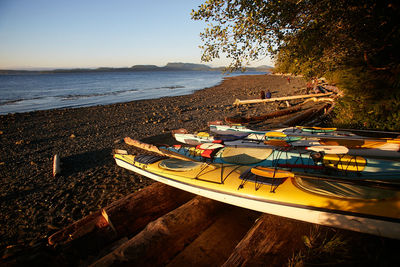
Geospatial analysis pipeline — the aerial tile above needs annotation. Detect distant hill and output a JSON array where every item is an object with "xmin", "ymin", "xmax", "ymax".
[
  {"xmin": 0, "ymin": 63, "xmax": 273, "ymax": 74},
  {"xmin": 130, "ymin": 65, "xmax": 159, "ymax": 71},
  {"xmin": 163, "ymin": 62, "xmax": 213, "ymax": 71}
]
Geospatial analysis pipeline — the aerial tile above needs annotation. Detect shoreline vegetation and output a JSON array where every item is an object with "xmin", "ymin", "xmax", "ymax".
[
  {"xmin": 0, "ymin": 62, "xmax": 272, "ymax": 75},
  {"xmin": 1, "ymin": 74, "xmax": 398, "ymax": 265},
  {"xmin": 192, "ymin": 1, "xmax": 400, "ymax": 131}
]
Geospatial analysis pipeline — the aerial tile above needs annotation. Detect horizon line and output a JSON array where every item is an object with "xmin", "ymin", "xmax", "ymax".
[{"xmin": 0, "ymin": 62, "xmax": 274, "ymax": 72}]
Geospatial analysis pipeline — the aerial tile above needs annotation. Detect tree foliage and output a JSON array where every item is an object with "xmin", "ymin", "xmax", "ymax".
[
  {"xmin": 192, "ymin": 0, "xmax": 303, "ymax": 69},
  {"xmin": 192, "ymin": 0, "xmax": 400, "ymax": 129}
]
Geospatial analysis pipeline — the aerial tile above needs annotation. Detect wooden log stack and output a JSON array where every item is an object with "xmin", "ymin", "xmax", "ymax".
[{"xmin": 48, "ymin": 182, "xmax": 195, "ymax": 265}]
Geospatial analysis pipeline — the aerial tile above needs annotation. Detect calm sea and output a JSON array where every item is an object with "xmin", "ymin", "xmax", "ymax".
[{"xmin": 0, "ymin": 71, "xmax": 265, "ymax": 115}]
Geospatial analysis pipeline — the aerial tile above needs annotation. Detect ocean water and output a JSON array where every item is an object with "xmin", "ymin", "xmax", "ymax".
[{"xmin": 0, "ymin": 70, "xmax": 265, "ymax": 115}]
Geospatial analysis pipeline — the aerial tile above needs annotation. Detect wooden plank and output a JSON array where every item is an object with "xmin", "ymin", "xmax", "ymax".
[
  {"xmin": 90, "ymin": 196, "xmax": 225, "ymax": 267},
  {"xmin": 166, "ymin": 207, "xmax": 260, "ymax": 267},
  {"xmin": 48, "ymin": 182, "xmax": 194, "ymax": 249},
  {"xmin": 221, "ymin": 214, "xmax": 315, "ymax": 267},
  {"xmin": 233, "ymin": 92, "xmax": 333, "ymax": 105}
]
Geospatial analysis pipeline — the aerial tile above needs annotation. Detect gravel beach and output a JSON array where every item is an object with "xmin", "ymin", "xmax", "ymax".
[{"xmin": 0, "ymin": 73, "xmax": 307, "ymax": 249}]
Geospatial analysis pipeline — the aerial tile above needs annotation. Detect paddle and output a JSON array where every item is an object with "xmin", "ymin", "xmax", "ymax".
[
  {"xmin": 265, "ymin": 131, "xmax": 287, "ymax": 138},
  {"xmin": 263, "ymin": 126, "xmax": 400, "ymax": 144},
  {"xmin": 284, "ymin": 130, "xmax": 400, "ymax": 144},
  {"xmin": 334, "ymin": 128, "xmax": 400, "ymax": 136},
  {"xmin": 198, "ymin": 143, "xmax": 224, "ymax": 150},
  {"xmin": 306, "ymin": 145, "xmax": 349, "ymax": 154},
  {"xmin": 196, "ymin": 132, "xmax": 210, "ymax": 138},
  {"xmin": 295, "ymin": 125, "xmax": 337, "ymax": 132}
]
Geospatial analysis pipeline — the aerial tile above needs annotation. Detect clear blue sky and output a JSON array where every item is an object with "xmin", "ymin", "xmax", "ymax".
[{"xmin": 0, "ymin": 0, "xmax": 272, "ymax": 70}]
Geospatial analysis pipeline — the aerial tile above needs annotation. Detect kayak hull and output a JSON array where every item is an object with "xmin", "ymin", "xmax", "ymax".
[
  {"xmin": 177, "ymin": 129, "xmax": 400, "ymax": 158},
  {"xmin": 115, "ymin": 154, "xmax": 400, "ymax": 239}
]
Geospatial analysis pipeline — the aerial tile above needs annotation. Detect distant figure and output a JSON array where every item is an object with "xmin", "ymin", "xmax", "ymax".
[
  {"xmin": 313, "ymin": 85, "xmax": 324, "ymax": 93},
  {"xmin": 260, "ymin": 90, "xmax": 266, "ymax": 99},
  {"xmin": 266, "ymin": 90, "xmax": 271, "ymax": 99},
  {"xmin": 287, "ymin": 77, "xmax": 291, "ymax": 84},
  {"xmin": 306, "ymin": 82, "xmax": 313, "ymax": 94}
]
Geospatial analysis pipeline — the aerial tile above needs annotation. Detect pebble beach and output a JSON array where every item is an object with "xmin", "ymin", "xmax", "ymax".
[{"xmin": 0, "ymin": 73, "xmax": 307, "ymax": 249}]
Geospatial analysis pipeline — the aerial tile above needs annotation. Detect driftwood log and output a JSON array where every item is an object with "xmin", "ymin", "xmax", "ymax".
[
  {"xmin": 281, "ymin": 103, "xmax": 331, "ymax": 126},
  {"xmin": 48, "ymin": 182, "xmax": 194, "ymax": 262},
  {"xmin": 90, "ymin": 196, "xmax": 225, "ymax": 267},
  {"xmin": 52, "ymin": 154, "xmax": 61, "ymax": 177},
  {"xmin": 166, "ymin": 207, "xmax": 260, "ymax": 267},
  {"xmin": 303, "ymin": 97, "xmax": 335, "ymax": 104},
  {"xmin": 123, "ymin": 137, "xmax": 196, "ymax": 162},
  {"xmin": 233, "ymin": 92, "xmax": 333, "ymax": 106},
  {"xmin": 225, "ymin": 105, "xmax": 302, "ymax": 124},
  {"xmin": 222, "ymin": 214, "xmax": 315, "ymax": 266}
]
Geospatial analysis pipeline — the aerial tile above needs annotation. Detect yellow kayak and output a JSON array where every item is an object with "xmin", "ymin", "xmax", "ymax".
[{"xmin": 114, "ymin": 153, "xmax": 400, "ymax": 239}]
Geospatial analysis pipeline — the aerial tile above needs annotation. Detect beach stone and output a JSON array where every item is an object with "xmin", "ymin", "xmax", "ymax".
[{"xmin": 183, "ymin": 116, "xmax": 192, "ymax": 122}]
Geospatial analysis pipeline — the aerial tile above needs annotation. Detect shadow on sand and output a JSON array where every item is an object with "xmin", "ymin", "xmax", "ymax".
[{"xmin": 61, "ymin": 148, "xmax": 112, "ymax": 176}]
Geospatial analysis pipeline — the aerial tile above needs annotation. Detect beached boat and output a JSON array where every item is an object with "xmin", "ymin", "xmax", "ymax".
[
  {"xmin": 210, "ymin": 124, "xmax": 400, "ymax": 157},
  {"xmin": 210, "ymin": 124, "xmax": 400, "ymax": 144},
  {"xmin": 173, "ymin": 130, "xmax": 400, "ymax": 158},
  {"xmin": 114, "ymin": 153, "xmax": 400, "ymax": 239},
  {"xmin": 160, "ymin": 144, "xmax": 400, "ymax": 182},
  {"xmin": 173, "ymin": 131, "xmax": 302, "ymax": 147},
  {"xmin": 210, "ymin": 124, "xmax": 352, "ymax": 137}
]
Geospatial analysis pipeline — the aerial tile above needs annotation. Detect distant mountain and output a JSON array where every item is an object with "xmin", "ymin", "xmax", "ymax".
[
  {"xmin": 128, "ymin": 63, "xmax": 213, "ymax": 71},
  {"xmin": 0, "ymin": 63, "xmax": 273, "ymax": 74},
  {"xmin": 130, "ymin": 65, "xmax": 159, "ymax": 71},
  {"xmin": 163, "ymin": 62, "xmax": 212, "ymax": 71}
]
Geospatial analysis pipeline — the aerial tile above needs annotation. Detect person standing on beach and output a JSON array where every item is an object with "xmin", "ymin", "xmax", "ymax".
[
  {"xmin": 287, "ymin": 77, "xmax": 291, "ymax": 84},
  {"xmin": 266, "ymin": 90, "xmax": 271, "ymax": 99},
  {"xmin": 306, "ymin": 81, "xmax": 312, "ymax": 94}
]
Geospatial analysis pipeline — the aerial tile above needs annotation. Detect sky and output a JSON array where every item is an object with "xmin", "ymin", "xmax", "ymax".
[{"xmin": 0, "ymin": 0, "xmax": 273, "ymax": 70}]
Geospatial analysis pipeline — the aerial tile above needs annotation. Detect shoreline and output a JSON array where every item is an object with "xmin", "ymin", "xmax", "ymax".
[
  {"xmin": 0, "ymin": 73, "xmax": 306, "ymax": 248},
  {"xmin": 0, "ymin": 71, "xmax": 269, "ymax": 116}
]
